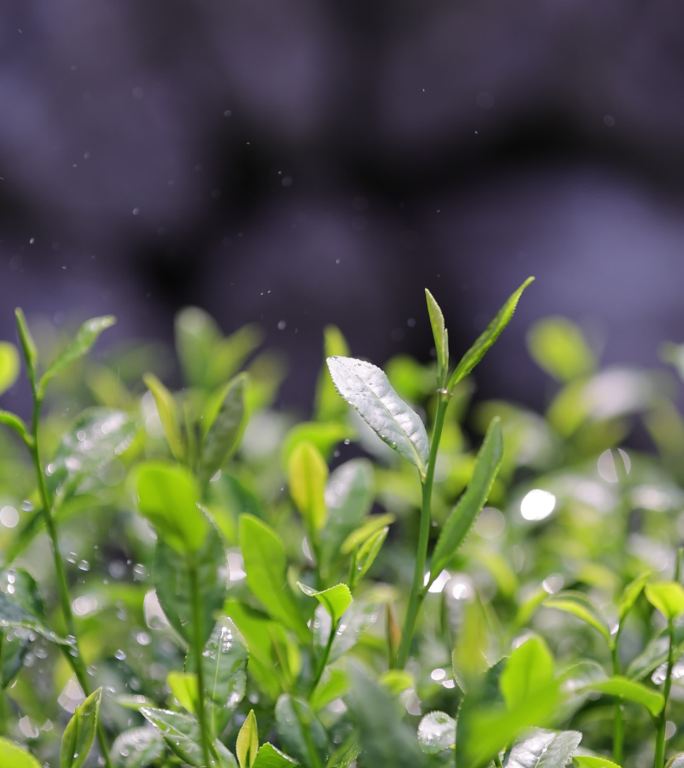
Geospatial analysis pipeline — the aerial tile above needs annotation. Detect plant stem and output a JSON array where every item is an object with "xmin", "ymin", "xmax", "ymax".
[
  {"xmin": 29, "ymin": 392, "xmax": 113, "ymax": 768},
  {"xmin": 653, "ymin": 617, "xmax": 674, "ymax": 768},
  {"xmin": 611, "ymin": 632, "xmax": 624, "ymax": 764},
  {"xmin": 310, "ymin": 619, "xmax": 337, "ymax": 695},
  {"xmin": 396, "ymin": 390, "xmax": 449, "ymax": 668},
  {"xmin": 189, "ymin": 561, "xmax": 214, "ymax": 767},
  {"xmin": 494, "ymin": 756, "xmax": 504, "ymax": 768}
]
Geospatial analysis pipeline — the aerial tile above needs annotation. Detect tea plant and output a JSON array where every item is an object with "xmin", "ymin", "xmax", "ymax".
[{"xmin": 0, "ymin": 282, "xmax": 682, "ymax": 768}]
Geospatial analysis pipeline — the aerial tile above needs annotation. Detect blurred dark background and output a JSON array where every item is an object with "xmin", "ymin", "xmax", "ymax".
[{"xmin": 2, "ymin": 1, "xmax": 684, "ymax": 412}]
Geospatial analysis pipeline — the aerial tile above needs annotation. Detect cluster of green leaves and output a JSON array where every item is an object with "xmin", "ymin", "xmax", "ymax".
[{"xmin": 0, "ymin": 283, "xmax": 683, "ymax": 768}]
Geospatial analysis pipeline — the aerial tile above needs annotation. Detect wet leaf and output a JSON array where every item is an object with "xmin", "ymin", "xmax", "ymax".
[
  {"xmin": 60, "ymin": 687, "xmax": 102, "ymax": 768},
  {"xmin": 297, "ymin": 582, "xmax": 351, "ymax": 624},
  {"xmin": 111, "ymin": 726, "xmax": 165, "ymax": 768},
  {"xmin": 505, "ymin": 729, "xmax": 581, "ymax": 768},
  {"xmin": 417, "ymin": 711, "xmax": 455, "ymax": 755}
]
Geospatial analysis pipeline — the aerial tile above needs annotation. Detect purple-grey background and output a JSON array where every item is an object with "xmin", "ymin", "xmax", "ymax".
[{"xmin": 2, "ymin": 1, "xmax": 684, "ymax": 411}]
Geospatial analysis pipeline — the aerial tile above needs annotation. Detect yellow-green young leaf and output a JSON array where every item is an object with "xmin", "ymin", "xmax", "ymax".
[
  {"xmin": 144, "ymin": 373, "xmax": 184, "ymax": 460},
  {"xmin": 200, "ymin": 373, "xmax": 248, "ymax": 484},
  {"xmin": 448, "ymin": 277, "xmax": 534, "ymax": 390},
  {"xmin": 134, "ymin": 462, "xmax": 209, "ymax": 553},
  {"xmin": 327, "ymin": 356, "xmax": 429, "ymax": 477},
  {"xmin": 0, "ymin": 342, "xmax": 19, "ymax": 396},
  {"xmin": 297, "ymin": 582, "xmax": 352, "ymax": 624},
  {"xmin": 500, "ymin": 636, "xmax": 555, "ymax": 711},
  {"xmin": 239, "ymin": 515, "xmax": 309, "ymax": 643},
  {"xmin": 60, "ymin": 688, "xmax": 102, "ymax": 768},
  {"xmin": 543, "ymin": 591, "xmax": 611, "ymax": 642},
  {"xmin": 581, "ymin": 675, "xmax": 664, "ymax": 717},
  {"xmin": 0, "ymin": 410, "xmax": 29, "ymax": 442},
  {"xmin": 527, "ymin": 317, "xmax": 594, "ymax": 382},
  {"xmin": 351, "ymin": 526, "xmax": 388, "ymax": 588},
  {"xmin": 341, "ymin": 513, "xmax": 395, "ymax": 555},
  {"xmin": 288, "ymin": 441, "xmax": 328, "ymax": 532},
  {"xmin": 167, "ymin": 671, "xmax": 198, "ymax": 713},
  {"xmin": 236, "ymin": 710, "xmax": 259, "ymax": 768},
  {"xmin": 14, "ymin": 309, "xmax": 38, "ymax": 376},
  {"xmin": 252, "ymin": 743, "xmax": 299, "ymax": 768},
  {"xmin": 425, "ymin": 289, "xmax": 449, "ymax": 379},
  {"xmin": 574, "ymin": 756, "xmax": 623, "ymax": 768},
  {"xmin": 430, "ymin": 418, "xmax": 503, "ymax": 581},
  {"xmin": 645, "ymin": 581, "xmax": 684, "ymax": 620},
  {"xmin": 315, "ymin": 325, "xmax": 351, "ymax": 421},
  {"xmin": 380, "ymin": 669, "xmax": 413, "ymax": 695},
  {"xmin": 618, "ymin": 572, "xmax": 650, "ymax": 622},
  {"xmin": 0, "ymin": 738, "xmax": 41, "ymax": 768},
  {"xmin": 40, "ymin": 315, "xmax": 116, "ymax": 392}
]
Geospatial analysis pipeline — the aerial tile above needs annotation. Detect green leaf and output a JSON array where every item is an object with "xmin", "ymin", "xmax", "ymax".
[
  {"xmin": 275, "ymin": 695, "xmax": 329, "ymax": 767},
  {"xmin": 500, "ymin": 636, "xmax": 555, "ymax": 711},
  {"xmin": 319, "ymin": 459, "xmax": 374, "ymax": 568},
  {"xmin": 315, "ymin": 325, "xmax": 351, "ymax": 421},
  {"xmin": 253, "ymin": 743, "xmax": 299, "ymax": 768},
  {"xmin": 543, "ymin": 591, "xmax": 611, "ymax": 642},
  {"xmin": 167, "ymin": 671, "xmax": 198, "ymax": 713},
  {"xmin": 448, "ymin": 277, "xmax": 534, "ymax": 390},
  {"xmin": 140, "ymin": 707, "xmax": 204, "ymax": 766},
  {"xmin": 505, "ymin": 729, "xmax": 582, "ymax": 768},
  {"xmin": 40, "ymin": 315, "xmax": 115, "ymax": 391},
  {"xmin": 425, "ymin": 289, "xmax": 449, "ymax": 379},
  {"xmin": 153, "ymin": 522, "xmax": 226, "ymax": 646},
  {"xmin": 134, "ymin": 461, "xmax": 209, "ymax": 553},
  {"xmin": 14, "ymin": 309, "xmax": 38, "ymax": 377},
  {"xmin": 430, "ymin": 417, "xmax": 503, "ymax": 580},
  {"xmin": 618, "ymin": 572, "xmax": 649, "ymax": 622},
  {"xmin": 289, "ymin": 442, "xmax": 328, "ymax": 532},
  {"xmin": 0, "ymin": 342, "xmax": 19, "ymax": 396},
  {"xmin": 60, "ymin": 687, "xmax": 102, "ymax": 768},
  {"xmin": 324, "ymin": 736, "xmax": 359, "ymax": 768},
  {"xmin": 645, "ymin": 581, "xmax": 684, "ymax": 620},
  {"xmin": 111, "ymin": 726, "xmax": 165, "ymax": 768},
  {"xmin": 0, "ymin": 410, "xmax": 29, "ymax": 443},
  {"xmin": 239, "ymin": 515, "xmax": 309, "ymax": 642},
  {"xmin": 144, "ymin": 373, "xmax": 185, "ymax": 460},
  {"xmin": 326, "ymin": 356, "xmax": 429, "ymax": 476},
  {"xmin": 527, "ymin": 317, "xmax": 594, "ymax": 381},
  {"xmin": 574, "ymin": 757, "xmax": 622, "ymax": 768},
  {"xmin": 0, "ymin": 568, "xmax": 68, "ymax": 645},
  {"xmin": 417, "ymin": 711, "xmax": 455, "ymax": 755},
  {"xmin": 341, "ymin": 514, "xmax": 394, "ymax": 555},
  {"xmin": 175, "ymin": 307, "xmax": 221, "ymax": 387},
  {"xmin": 200, "ymin": 373, "xmax": 248, "ymax": 484},
  {"xmin": 581, "ymin": 675, "xmax": 664, "ymax": 716},
  {"xmin": 0, "ymin": 737, "xmax": 41, "ymax": 768},
  {"xmin": 297, "ymin": 582, "xmax": 352, "ymax": 624},
  {"xmin": 311, "ymin": 668, "xmax": 349, "ymax": 710},
  {"xmin": 48, "ymin": 408, "xmax": 136, "ymax": 505},
  {"xmin": 199, "ymin": 618, "xmax": 247, "ymax": 735},
  {"xmin": 351, "ymin": 526, "xmax": 388, "ymax": 588},
  {"xmin": 236, "ymin": 710, "xmax": 259, "ymax": 768}
]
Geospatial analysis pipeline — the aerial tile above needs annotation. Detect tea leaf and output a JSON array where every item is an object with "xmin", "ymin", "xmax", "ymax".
[
  {"xmin": 448, "ymin": 277, "xmax": 534, "ymax": 390},
  {"xmin": 175, "ymin": 307, "xmax": 221, "ymax": 387},
  {"xmin": 14, "ymin": 309, "xmax": 38, "ymax": 377},
  {"xmin": 341, "ymin": 514, "xmax": 394, "ymax": 555},
  {"xmin": 252, "ymin": 743, "xmax": 299, "ymax": 768},
  {"xmin": 140, "ymin": 707, "xmax": 204, "ymax": 766},
  {"xmin": 275, "ymin": 695, "xmax": 329, "ymax": 766},
  {"xmin": 505, "ymin": 729, "xmax": 582, "ymax": 768},
  {"xmin": 0, "ymin": 738, "xmax": 41, "ymax": 768},
  {"xmin": 236, "ymin": 710, "xmax": 259, "ymax": 768},
  {"xmin": 297, "ymin": 582, "xmax": 352, "ymax": 624},
  {"xmin": 201, "ymin": 373, "xmax": 248, "ymax": 484},
  {"xmin": 111, "ymin": 726, "xmax": 165, "ymax": 768},
  {"xmin": 311, "ymin": 668, "xmax": 349, "ymax": 710},
  {"xmin": 417, "ymin": 710, "xmax": 455, "ymax": 755},
  {"xmin": 60, "ymin": 687, "xmax": 102, "ymax": 768},
  {"xmin": 167, "ymin": 671, "xmax": 198, "ymax": 713},
  {"xmin": 0, "ymin": 410, "xmax": 29, "ymax": 443},
  {"xmin": 581, "ymin": 675, "xmax": 664, "ymax": 716},
  {"xmin": 645, "ymin": 581, "xmax": 684, "ymax": 620},
  {"xmin": 527, "ymin": 317, "xmax": 594, "ymax": 382},
  {"xmin": 351, "ymin": 526, "xmax": 388, "ymax": 588},
  {"xmin": 134, "ymin": 461, "xmax": 209, "ymax": 553},
  {"xmin": 327, "ymin": 356, "xmax": 429, "ymax": 476},
  {"xmin": 543, "ymin": 591, "xmax": 611, "ymax": 642},
  {"xmin": 289, "ymin": 442, "xmax": 328, "ymax": 532},
  {"xmin": 0, "ymin": 569, "xmax": 68, "ymax": 646},
  {"xmin": 144, "ymin": 373, "xmax": 185, "ymax": 460},
  {"xmin": 0, "ymin": 342, "xmax": 19, "ymax": 395},
  {"xmin": 239, "ymin": 515, "xmax": 309, "ymax": 642},
  {"xmin": 424, "ymin": 289, "xmax": 448, "ymax": 380},
  {"xmin": 500, "ymin": 635, "xmax": 555, "ymax": 711},
  {"xmin": 40, "ymin": 315, "xmax": 115, "ymax": 392},
  {"xmin": 430, "ymin": 417, "xmax": 503, "ymax": 580},
  {"xmin": 574, "ymin": 757, "xmax": 623, "ymax": 767},
  {"xmin": 618, "ymin": 572, "xmax": 649, "ymax": 622},
  {"xmin": 315, "ymin": 325, "xmax": 350, "ymax": 421}
]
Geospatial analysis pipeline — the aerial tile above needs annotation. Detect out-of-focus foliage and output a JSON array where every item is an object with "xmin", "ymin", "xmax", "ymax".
[{"xmin": 0, "ymin": 284, "xmax": 683, "ymax": 768}]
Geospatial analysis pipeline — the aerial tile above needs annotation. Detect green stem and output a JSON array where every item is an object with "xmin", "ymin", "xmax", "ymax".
[
  {"xmin": 653, "ymin": 618, "xmax": 674, "ymax": 768},
  {"xmin": 494, "ymin": 756, "xmax": 504, "ymax": 768},
  {"xmin": 189, "ymin": 561, "xmax": 214, "ymax": 767},
  {"xmin": 611, "ymin": 632, "xmax": 624, "ymax": 764},
  {"xmin": 396, "ymin": 391, "xmax": 449, "ymax": 668},
  {"xmin": 0, "ymin": 634, "xmax": 6, "ymax": 735},
  {"xmin": 291, "ymin": 698, "xmax": 323, "ymax": 768},
  {"xmin": 29, "ymin": 393, "xmax": 113, "ymax": 768},
  {"xmin": 310, "ymin": 619, "xmax": 337, "ymax": 695}
]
